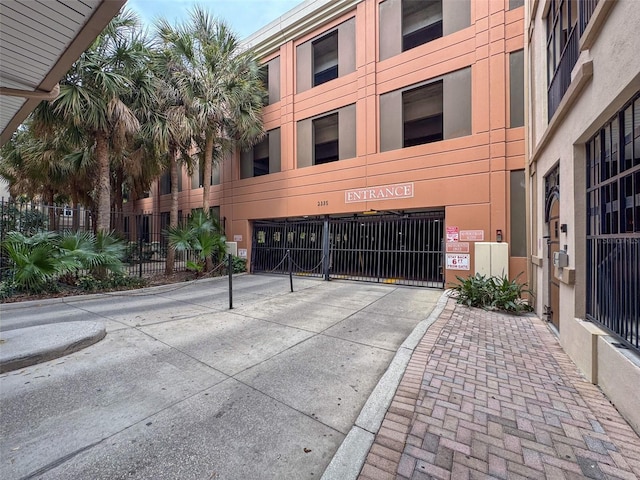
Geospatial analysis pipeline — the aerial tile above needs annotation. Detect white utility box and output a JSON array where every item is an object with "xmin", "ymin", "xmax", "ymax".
[
  {"xmin": 474, "ymin": 242, "xmax": 509, "ymax": 277},
  {"xmin": 225, "ymin": 241, "xmax": 238, "ymax": 256}
]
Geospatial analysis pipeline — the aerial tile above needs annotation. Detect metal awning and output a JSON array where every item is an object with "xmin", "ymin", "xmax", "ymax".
[{"xmin": 0, "ymin": 0, "xmax": 125, "ymax": 145}]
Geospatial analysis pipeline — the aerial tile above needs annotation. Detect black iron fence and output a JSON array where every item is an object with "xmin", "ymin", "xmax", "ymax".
[
  {"xmin": 0, "ymin": 198, "xmax": 199, "ymax": 278},
  {"xmin": 587, "ymin": 237, "xmax": 640, "ymax": 352},
  {"xmin": 252, "ymin": 212, "xmax": 445, "ymax": 288},
  {"xmin": 579, "ymin": 0, "xmax": 599, "ymax": 36},
  {"xmin": 547, "ymin": 24, "xmax": 579, "ymax": 121}
]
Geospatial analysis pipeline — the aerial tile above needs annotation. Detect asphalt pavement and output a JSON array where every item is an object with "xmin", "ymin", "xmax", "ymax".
[{"xmin": 0, "ymin": 274, "xmax": 444, "ymax": 480}]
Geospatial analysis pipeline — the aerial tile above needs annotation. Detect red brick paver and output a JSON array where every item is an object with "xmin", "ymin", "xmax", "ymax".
[{"xmin": 358, "ymin": 298, "xmax": 640, "ymax": 480}]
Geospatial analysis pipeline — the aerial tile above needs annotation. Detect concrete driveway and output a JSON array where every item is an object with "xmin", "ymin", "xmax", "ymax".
[{"xmin": 0, "ymin": 275, "xmax": 441, "ymax": 479}]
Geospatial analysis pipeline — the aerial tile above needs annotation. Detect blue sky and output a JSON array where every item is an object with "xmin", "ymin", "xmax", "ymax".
[{"xmin": 126, "ymin": 0, "xmax": 304, "ymax": 39}]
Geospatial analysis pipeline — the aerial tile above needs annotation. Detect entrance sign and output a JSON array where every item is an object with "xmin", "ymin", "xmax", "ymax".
[
  {"xmin": 446, "ymin": 254, "xmax": 470, "ymax": 270},
  {"xmin": 460, "ymin": 230, "xmax": 484, "ymax": 241},
  {"xmin": 446, "ymin": 242, "xmax": 469, "ymax": 253},
  {"xmin": 446, "ymin": 226, "xmax": 459, "ymax": 242},
  {"xmin": 345, "ymin": 182, "xmax": 414, "ymax": 203}
]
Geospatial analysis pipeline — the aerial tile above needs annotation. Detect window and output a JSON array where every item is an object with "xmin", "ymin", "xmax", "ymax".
[
  {"xmin": 191, "ymin": 162, "xmax": 220, "ymax": 188},
  {"xmin": 510, "ymin": 170, "xmax": 526, "ymax": 256},
  {"xmin": 240, "ymin": 128, "xmax": 281, "ymax": 179},
  {"xmin": 296, "ymin": 18, "xmax": 355, "ymax": 93},
  {"xmin": 402, "ymin": 81, "xmax": 443, "ymax": 147},
  {"xmin": 296, "ymin": 104, "xmax": 356, "ymax": 168},
  {"xmin": 160, "ymin": 172, "xmax": 171, "ymax": 195},
  {"xmin": 159, "ymin": 169, "xmax": 183, "ymax": 195},
  {"xmin": 380, "ymin": 67, "xmax": 471, "ymax": 152},
  {"xmin": 260, "ymin": 57, "xmax": 280, "ymax": 105},
  {"xmin": 546, "ymin": 0, "xmax": 579, "ymax": 119},
  {"xmin": 586, "ymin": 93, "xmax": 640, "ymax": 352},
  {"xmin": 509, "ymin": 49, "xmax": 524, "ymax": 128},
  {"xmin": 314, "ymin": 113, "xmax": 339, "ymax": 164},
  {"xmin": 509, "ymin": 0, "xmax": 524, "ymax": 9},
  {"xmin": 379, "ymin": 0, "xmax": 469, "ymax": 61},
  {"xmin": 402, "ymin": 0, "xmax": 443, "ymax": 52},
  {"xmin": 313, "ymin": 31, "xmax": 338, "ymax": 87}
]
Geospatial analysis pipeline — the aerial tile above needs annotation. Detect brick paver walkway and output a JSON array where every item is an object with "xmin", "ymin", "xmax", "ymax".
[{"xmin": 358, "ymin": 298, "xmax": 640, "ymax": 480}]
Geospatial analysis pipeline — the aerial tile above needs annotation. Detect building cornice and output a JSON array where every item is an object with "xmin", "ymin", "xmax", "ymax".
[{"xmin": 242, "ymin": 0, "xmax": 362, "ymax": 59}]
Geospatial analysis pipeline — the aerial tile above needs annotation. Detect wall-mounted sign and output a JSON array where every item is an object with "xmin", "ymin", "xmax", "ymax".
[
  {"xmin": 446, "ymin": 254, "xmax": 470, "ymax": 270},
  {"xmin": 460, "ymin": 230, "xmax": 484, "ymax": 241},
  {"xmin": 446, "ymin": 226, "xmax": 459, "ymax": 242},
  {"xmin": 345, "ymin": 182, "xmax": 414, "ymax": 203},
  {"xmin": 238, "ymin": 248, "xmax": 247, "ymax": 259},
  {"xmin": 446, "ymin": 242, "xmax": 469, "ymax": 253},
  {"xmin": 234, "ymin": 234, "xmax": 243, "ymax": 242}
]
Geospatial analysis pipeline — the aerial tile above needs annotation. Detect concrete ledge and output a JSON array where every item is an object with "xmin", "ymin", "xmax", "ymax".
[
  {"xmin": 0, "ymin": 321, "xmax": 106, "ymax": 373},
  {"xmin": 560, "ymin": 317, "xmax": 607, "ymax": 383},
  {"xmin": 597, "ymin": 335, "xmax": 640, "ymax": 435}
]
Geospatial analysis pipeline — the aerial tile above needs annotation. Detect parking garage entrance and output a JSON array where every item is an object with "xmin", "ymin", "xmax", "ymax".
[{"xmin": 251, "ymin": 211, "xmax": 444, "ymax": 288}]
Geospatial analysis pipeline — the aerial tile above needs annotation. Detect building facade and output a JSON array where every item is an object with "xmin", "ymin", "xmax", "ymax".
[
  {"xmin": 526, "ymin": 0, "xmax": 640, "ymax": 431},
  {"xmin": 132, "ymin": 0, "xmax": 527, "ymax": 288}
]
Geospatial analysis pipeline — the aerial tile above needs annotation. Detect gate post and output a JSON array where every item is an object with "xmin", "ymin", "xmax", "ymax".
[{"xmin": 322, "ymin": 216, "xmax": 330, "ymax": 281}]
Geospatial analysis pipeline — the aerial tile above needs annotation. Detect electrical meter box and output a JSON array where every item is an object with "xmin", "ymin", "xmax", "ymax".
[{"xmin": 553, "ymin": 250, "xmax": 569, "ymax": 268}]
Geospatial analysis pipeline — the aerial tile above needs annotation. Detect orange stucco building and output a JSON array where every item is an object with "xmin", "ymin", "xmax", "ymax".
[{"xmin": 132, "ymin": 0, "xmax": 526, "ymax": 288}]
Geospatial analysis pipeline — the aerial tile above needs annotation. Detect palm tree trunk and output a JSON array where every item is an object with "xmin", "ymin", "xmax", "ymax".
[
  {"xmin": 113, "ymin": 167, "xmax": 124, "ymax": 234},
  {"xmin": 202, "ymin": 132, "xmax": 213, "ymax": 214},
  {"xmin": 203, "ymin": 132, "xmax": 214, "ymax": 272},
  {"xmin": 165, "ymin": 147, "xmax": 179, "ymax": 274},
  {"xmin": 95, "ymin": 131, "xmax": 111, "ymax": 233}
]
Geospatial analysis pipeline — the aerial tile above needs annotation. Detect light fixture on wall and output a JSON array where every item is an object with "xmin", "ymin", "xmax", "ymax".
[{"xmin": 496, "ymin": 229, "xmax": 503, "ymax": 242}]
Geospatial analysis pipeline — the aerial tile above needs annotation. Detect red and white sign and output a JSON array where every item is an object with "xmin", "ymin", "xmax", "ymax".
[
  {"xmin": 233, "ymin": 234, "xmax": 243, "ymax": 242},
  {"xmin": 345, "ymin": 183, "xmax": 414, "ymax": 203},
  {"xmin": 446, "ymin": 242, "xmax": 469, "ymax": 253},
  {"xmin": 446, "ymin": 254, "xmax": 470, "ymax": 270},
  {"xmin": 446, "ymin": 226, "xmax": 459, "ymax": 243},
  {"xmin": 460, "ymin": 230, "xmax": 485, "ymax": 241}
]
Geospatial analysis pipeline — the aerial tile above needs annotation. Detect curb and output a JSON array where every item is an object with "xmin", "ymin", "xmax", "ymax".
[
  {"xmin": 0, "ymin": 321, "xmax": 106, "ymax": 373},
  {"xmin": 321, "ymin": 290, "xmax": 450, "ymax": 480}
]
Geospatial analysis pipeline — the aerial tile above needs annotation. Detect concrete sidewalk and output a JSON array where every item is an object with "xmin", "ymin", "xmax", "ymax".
[{"xmin": 357, "ymin": 299, "xmax": 640, "ymax": 480}]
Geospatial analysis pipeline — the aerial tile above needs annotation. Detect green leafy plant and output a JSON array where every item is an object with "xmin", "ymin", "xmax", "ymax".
[
  {"xmin": 231, "ymin": 256, "xmax": 246, "ymax": 273},
  {"xmin": 167, "ymin": 210, "xmax": 226, "ymax": 274},
  {"xmin": 1, "ymin": 230, "xmax": 126, "ymax": 293},
  {"xmin": 449, "ymin": 273, "xmax": 533, "ymax": 314}
]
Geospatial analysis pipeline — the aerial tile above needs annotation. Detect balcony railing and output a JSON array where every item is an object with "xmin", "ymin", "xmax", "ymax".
[
  {"xmin": 547, "ymin": 24, "xmax": 579, "ymax": 120},
  {"xmin": 579, "ymin": 0, "xmax": 599, "ymax": 35}
]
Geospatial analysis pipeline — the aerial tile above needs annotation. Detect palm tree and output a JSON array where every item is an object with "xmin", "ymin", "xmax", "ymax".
[
  {"xmin": 135, "ymin": 47, "xmax": 199, "ymax": 274},
  {"xmin": 33, "ymin": 10, "xmax": 154, "ymax": 233},
  {"xmin": 156, "ymin": 6, "xmax": 266, "ymax": 216}
]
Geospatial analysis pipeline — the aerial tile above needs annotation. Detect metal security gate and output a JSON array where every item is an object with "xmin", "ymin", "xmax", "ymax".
[{"xmin": 251, "ymin": 212, "xmax": 444, "ymax": 288}]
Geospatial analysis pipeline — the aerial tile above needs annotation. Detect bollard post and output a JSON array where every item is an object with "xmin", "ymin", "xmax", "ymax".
[
  {"xmin": 228, "ymin": 253, "xmax": 233, "ymax": 309},
  {"xmin": 287, "ymin": 249, "xmax": 293, "ymax": 292}
]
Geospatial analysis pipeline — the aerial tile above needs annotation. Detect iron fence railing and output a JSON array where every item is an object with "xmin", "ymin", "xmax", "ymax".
[
  {"xmin": 579, "ymin": 0, "xmax": 599, "ymax": 36},
  {"xmin": 586, "ymin": 237, "xmax": 640, "ymax": 352},
  {"xmin": 0, "ymin": 198, "xmax": 203, "ymax": 278},
  {"xmin": 547, "ymin": 24, "xmax": 579, "ymax": 121},
  {"xmin": 252, "ymin": 213, "xmax": 445, "ymax": 288}
]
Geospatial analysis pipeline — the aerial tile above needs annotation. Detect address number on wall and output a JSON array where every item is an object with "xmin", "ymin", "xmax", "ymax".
[{"xmin": 317, "ymin": 200, "xmax": 329, "ymax": 207}]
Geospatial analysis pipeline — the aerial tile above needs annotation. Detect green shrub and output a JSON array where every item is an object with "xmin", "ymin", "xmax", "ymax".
[
  {"xmin": 231, "ymin": 256, "xmax": 246, "ymax": 273},
  {"xmin": 449, "ymin": 273, "xmax": 533, "ymax": 314},
  {"xmin": 0, "ymin": 280, "xmax": 16, "ymax": 300},
  {"xmin": 78, "ymin": 273, "xmax": 148, "ymax": 292}
]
